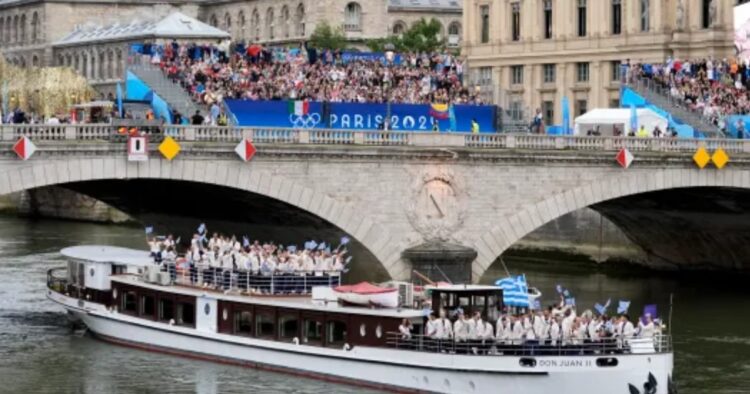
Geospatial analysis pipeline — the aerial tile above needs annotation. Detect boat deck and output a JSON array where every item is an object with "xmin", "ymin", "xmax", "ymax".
[{"xmin": 111, "ymin": 274, "xmax": 427, "ymax": 319}]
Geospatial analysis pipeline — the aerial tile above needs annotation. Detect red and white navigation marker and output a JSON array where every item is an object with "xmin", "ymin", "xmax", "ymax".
[
  {"xmin": 616, "ymin": 148, "xmax": 634, "ymax": 169},
  {"xmin": 13, "ymin": 136, "xmax": 37, "ymax": 160},
  {"xmin": 234, "ymin": 139, "xmax": 257, "ymax": 162}
]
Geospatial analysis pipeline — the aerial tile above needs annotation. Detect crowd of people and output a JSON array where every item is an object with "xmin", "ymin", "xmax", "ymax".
[
  {"xmin": 147, "ymin": 230, "xmax": 349, "ymax": 294},
  {"xmin": 149, "ymin": 41, "xmax": 478, "ymax": 114},
  {"xmin": 398, "ymin": 300, "xmax": 663, "ymax": 355},
  {"xmin": 631, "ymin": 57, "xmax": 750, "ymax": 134}
]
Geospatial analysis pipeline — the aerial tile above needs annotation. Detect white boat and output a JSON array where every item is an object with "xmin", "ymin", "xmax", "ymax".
[
  {"xmin": 333, "ymin": 282, "xmax": 399, "ymax": 308},
  {"xmin": 46, "ymin": 245, "xmax": 676, "ymax": 394}
]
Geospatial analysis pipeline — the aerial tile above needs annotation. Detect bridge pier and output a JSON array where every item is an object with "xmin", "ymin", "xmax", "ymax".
[{"xmin": 402, "ymin": 241, "xmax": 478, "ymax": 284}]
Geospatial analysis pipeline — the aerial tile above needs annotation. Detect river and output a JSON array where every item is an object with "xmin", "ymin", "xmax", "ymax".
[{"xmin": 0, "ymin": 216, "xmax": 747, "ymax": 393}]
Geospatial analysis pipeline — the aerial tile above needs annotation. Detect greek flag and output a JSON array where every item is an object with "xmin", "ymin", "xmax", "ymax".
[
  {"xmin": 242, "ymin": 236, "xmax": 250, "ymax": 248},
  {"xmin": 317, "ymin": 242, "xmax": 326, "ymax": 251},
  {"xmin": 495, "ymin": 274, "xmax": 529, "ymax": 308},
  {"xmin": 340, "ymin": 236, "xmax": 351, "ymax": 245},
  {"xmin": 197, "ymin": 223, "xmax": 207, "ymax": 235},
  {"xmin": 617, "ymin": 300, "xmax": 631, "ymax": 314},
  {"xmin": 594, "ymin": 299, "xmax": 611, "ymax": 315},
  {"xmin": 287, "ymin": 245, "xmax": 297, "ymax": 253},
  {"xmin": 144, "ymin": 226, "xmax": 153, "ymax": 235}
]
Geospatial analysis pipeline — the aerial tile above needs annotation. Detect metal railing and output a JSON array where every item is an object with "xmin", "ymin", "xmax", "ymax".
[
  {"xmin": 386, "ymin": 332, "xmax": 672, "ymax": 356},
  {"xmin": 158, "ymin": 263, "xmax": 342, "ymax": 295},
  {"xmin": 3, "ymin": 124, "xmax": 750, "ymax": 154}
]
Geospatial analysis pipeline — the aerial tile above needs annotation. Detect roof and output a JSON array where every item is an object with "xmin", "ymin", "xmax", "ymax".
[
  {"xmin": 55, "ymin": 11, "xmax": 229, "ymax": 47},
  {"xmin": 575, "ymin": 108, "xmax": 668, "ymax": 124},
  {"xmin": 60, "ymin": 245, "xmax": 153, "ymax": 267},
  {"xmin": 388, "ymin": 0, "xmax": 461, "ymax": 10}
]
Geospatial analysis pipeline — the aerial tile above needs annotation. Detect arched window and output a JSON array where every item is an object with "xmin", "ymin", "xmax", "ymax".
[
  {"xmin": 31, "ymin": 12, "xmax": 38, "ymax": 43},
  {"xmin": 116, "ymin": 49, "xmax": 123, "ymax": 78},
  {"xmin": 13, "ymin": 15, "xmax": 19, "ymax": 43},
  {"xmin": 447, "ymin": 21, "xmax": 461, "ymax": 47},
  {"xmin": 107, "ymin": 50, "xmax": 114, "ymax": 79},
  {"xmin": 295, "ymin": 3, "xmax": 305, "ymax": 36},
  {"xmin": 281, "ymin": 6, "xmax": 290, "ymax": 38},
  {"xmin": 32, "ymin": 55, "xmax": 38, "ymax": 67},
  {"xmin": 82, "ymin": 54, "xmax": 87, "ymax": 77},
  {"xmin": 640, "ymin": 0, "xmax": 649, "ymax": 32},
  {"xmin": 56, "ymin": 54, "xmax": 64, "ymax": 66},
  {"xmin": 5, "ymin": 16, "xmax": 11, "ymax": 44},
  {"xmin": 224, "ymin": 12, "xmax": 232, "ymax": 31},
  {"xmin": 209, "ymin": 14, "xmax": 218, "ymax": 27},
  {"xmin": 392, "ymin": 21, "xmax": 406, "ymax": 35},
  {"xmin": 65, "ymin": 54, "xmax": 72, "ymax": 67},
  {"xmin": 344, "ymin": 2, "xmax": 361, "ymax": 32},
  {"xmin": 74, "ymin": 53, "xmax": 80, "ymax": 74},
  {"xmin": 19, "ymin": 57, "xmax": 26, "ymax": 67},
  {"xmin": 98, "ymin": 51, "xmax": 105, "ymax": 80},
  {"xmin": 20, "ymin": 14, "xmax": 26, "ymax": 44},
  {"xmin": 266, "ymin": 7, "xmax": 274, "ymax": 40},
  {"xmin": 0, "ymin": 19, "xmax": 4, "ymax": 46},
  {"xmin": 251, "ymin": 9, "xmax": 260, "ymax": 41},
  {"xmin": 239, "ymin": 11, "xmax": 246, "ymax": 39}
]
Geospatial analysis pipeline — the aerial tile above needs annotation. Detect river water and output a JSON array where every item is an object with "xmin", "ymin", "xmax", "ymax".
[{"xmin": 0, "ymin": 216, "xmax": 748, "ymax": 393}]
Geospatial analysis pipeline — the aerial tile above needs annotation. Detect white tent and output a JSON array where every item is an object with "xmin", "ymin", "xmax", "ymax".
[{"xmin": 574, "ymin": 108, "xmax": 668, "ymax": 136}]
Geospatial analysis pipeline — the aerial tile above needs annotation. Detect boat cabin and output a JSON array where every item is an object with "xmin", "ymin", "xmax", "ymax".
[{"xmin": 428, "ymin": 285, "xmax": 504, "ymax": 322}]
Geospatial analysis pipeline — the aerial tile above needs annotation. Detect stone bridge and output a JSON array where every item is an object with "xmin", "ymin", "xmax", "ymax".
[{"xmin": 3, "ymin": 124, "xmax": 750, "ymax": 282}]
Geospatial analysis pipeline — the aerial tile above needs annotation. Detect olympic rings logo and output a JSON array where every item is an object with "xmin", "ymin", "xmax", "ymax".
[{"xmin": 289, "ymin": 113, "xmax": 322, "ymax": 128}]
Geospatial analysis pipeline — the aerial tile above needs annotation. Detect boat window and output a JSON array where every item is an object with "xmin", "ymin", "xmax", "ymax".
[
  {"xmin": 234, "ymin": 311, "xmax": 253, "ymax": 336},
  {"xmin": 596, "ymin": 357, "xmax": 619, "ymax": 367},
  {"xmin": 140, "ymin": 294, "xmax": 155, "ymax": 318},
  {"xmin": 279, "ymin": 315, "xmax": 299, "ymax": 340},
  {"xmin": 176, "ymin": 302, "xmax": 195, "ymax": 326},
  {"xmin": 375, "ymin": 324, "xmax": 383, "ymax": 338},
  {"xmin": 121, "ymin": 291, "xmax": 137, "ymax": 314},
  {"xmin": 359, "ymin": 323, "xmax": 366, "ymax": 337},
  {"xmin": 159, "ymin": 298, "xmax": 174, "ymax": 321},
  {"xmin": 256, "ymin": 312, "xmax": 275, "ymax": 338},
  {"xmin": 303, "ymin": 319, "xmax": 323, "ymax": 345},
  {"xmin": 519, "ymin": 358, "xmax": 537, "ymax": 367},
  {"xmin": 326, "ymin": 320, "xmax": 347, "ymax": 347}
]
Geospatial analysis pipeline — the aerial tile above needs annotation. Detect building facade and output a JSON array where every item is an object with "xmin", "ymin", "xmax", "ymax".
[
  {"xmin": 463, "ymin": 0, "xmax": 737, "ymax": 125},
  {"xmin": 0, "ymin": 0, "xmax": 462, "ymax": 71}
]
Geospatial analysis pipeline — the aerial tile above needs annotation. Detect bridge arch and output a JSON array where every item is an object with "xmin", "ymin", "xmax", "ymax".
[
  {"xmin": 0, "ymin": 158, "xmax": 404, "ymax": 279},
  {"xmin": 471, "ymin": 168, "xmax": 750, "ymax": 280}
]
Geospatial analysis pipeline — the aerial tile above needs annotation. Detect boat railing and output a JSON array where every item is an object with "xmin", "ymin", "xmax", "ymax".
[
  {"xmin": 157, "ymin": 263, "xmax": 342, "ymax": 295},
  {"xmin": 385, "ymin": 332, "xmax": 672, "ymax": 356}
]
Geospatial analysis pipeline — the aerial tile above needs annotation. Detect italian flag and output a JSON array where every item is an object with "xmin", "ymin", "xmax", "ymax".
[{"xmin": 288, "ymin": 100, "xmax": 309, "ymax": 116}]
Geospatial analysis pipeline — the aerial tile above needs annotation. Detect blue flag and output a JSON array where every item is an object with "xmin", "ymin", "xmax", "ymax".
[
  {"xmin": 317, "ymin": 242, "xmax": 326, "ymax": 251},
  {"xmin": 116, "ymin": 82, "xmax": 124, "ymax": 118},
  {"xmin": 448, "ymin": 104, "xmax": 457, "ymax": 132},
  {"xmin": 144, "ymin": 226, "xmax": 153, "ymax": 235},
  {"xmin": 594, "ymin": 303, "xmax": 606, "ymax": 315},
  {"xmin": 340, "ymin": 236, "xmax": 351, "ymax": 246},
  {"xmin": 642, "ymin": 304, "xmax": 658, "ymax": 323},
  {"xmin": 561, "ymin": 96, "xmax": 571, "ymax": 135},
  {"xmin": 629, "ymin": 104, "xmax": 638, "ymax": 135},
  {"xmin": 495, "ymin": 274, "xmax": 529, "ymax": 308},
  {"xmin": 242, "ymin": 236, "xmax": 250, "ymax": 248},
  {"xmin": 197, "ymin": 223, "xmax": 206, "ymax": 235},
  {"xmin": 555, "ymin": 284, "xmax": 563, "ymax": 294},
  {"xmin": 287, "ymin": 245, "xmax": 297, "ymax": 253},
  {"xmin": 617, "ymin": 300, "xmax": 631, "ymax": 314}
]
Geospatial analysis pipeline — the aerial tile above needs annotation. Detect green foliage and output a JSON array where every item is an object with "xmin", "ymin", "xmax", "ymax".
[
  {"xmin": 366, "ymin": 18, "xmax": 445, "ymax": 53},
  {"xmin": 309, "ymin": 22, "xmax": 348, "ymax": 51}
]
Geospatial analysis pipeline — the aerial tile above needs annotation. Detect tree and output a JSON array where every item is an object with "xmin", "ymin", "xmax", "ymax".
[
  {"xmin": 309, "ymin": 22, "xmax": 347, "ymax": 51},
  {"xmin": 366, "ymin": 18, "xmax": 445, "ymax": 53}
]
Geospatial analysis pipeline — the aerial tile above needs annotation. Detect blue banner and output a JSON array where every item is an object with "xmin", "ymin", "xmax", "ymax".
[
  {"xmin": 125, "ymin": 71, "xmax": 172, "ymax": 124},
  {"xmin": 225, "ymin": 100, "xmax": 496, "ymax": 132},
  {"xmin": 340, "ymin": 51, "xmax": 402, "ymax": 65}
]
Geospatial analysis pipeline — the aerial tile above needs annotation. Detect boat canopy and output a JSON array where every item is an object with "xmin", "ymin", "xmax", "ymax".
[{"xmin": 60, "ymin": 245, "xmax": 153, "ymax": 267}]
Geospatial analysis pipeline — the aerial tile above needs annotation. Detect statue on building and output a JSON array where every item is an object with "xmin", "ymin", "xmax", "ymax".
[
  {"xmin": 709, "ymin": 0, "xmax": 717, "ymax": 27},
  {"xmin": 675, "ymin": 0, "xmax": 685, "ymax": 31}
]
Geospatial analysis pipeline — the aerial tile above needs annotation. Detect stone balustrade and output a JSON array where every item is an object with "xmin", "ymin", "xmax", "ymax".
[{"xmin": 2, "ymin": 124, "xmax": 750, "ymax": 154}]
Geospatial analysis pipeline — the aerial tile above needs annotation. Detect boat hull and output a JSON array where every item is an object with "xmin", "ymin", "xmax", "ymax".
[{"xmin": 48, "ymin": 290, "xmax": 674, "ymax": 394}]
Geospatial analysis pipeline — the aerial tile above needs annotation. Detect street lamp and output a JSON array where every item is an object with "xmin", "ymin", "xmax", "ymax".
[{"xmin": 384, "ymin": 43, "xmax": 395, "ymax": 130}]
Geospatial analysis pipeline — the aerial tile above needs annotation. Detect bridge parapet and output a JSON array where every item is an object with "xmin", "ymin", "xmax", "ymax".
[{"xmin": 3, "ymin": 125, "xmax": 750, "ymax": 154}]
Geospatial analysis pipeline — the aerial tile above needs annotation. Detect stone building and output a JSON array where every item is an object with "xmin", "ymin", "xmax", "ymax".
[
  {"xmin": 463, "ymin": 0, "xmax": 737, "ymax": 124},
  {"xmin": 0, "ymin": 0, "xmax": 462, "ymax": 70}
]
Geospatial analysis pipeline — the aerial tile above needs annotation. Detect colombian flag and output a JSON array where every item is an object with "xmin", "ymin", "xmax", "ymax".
[{"xmin": 429, "ymin": 103, "xmax": 450, "ymax": 120}]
